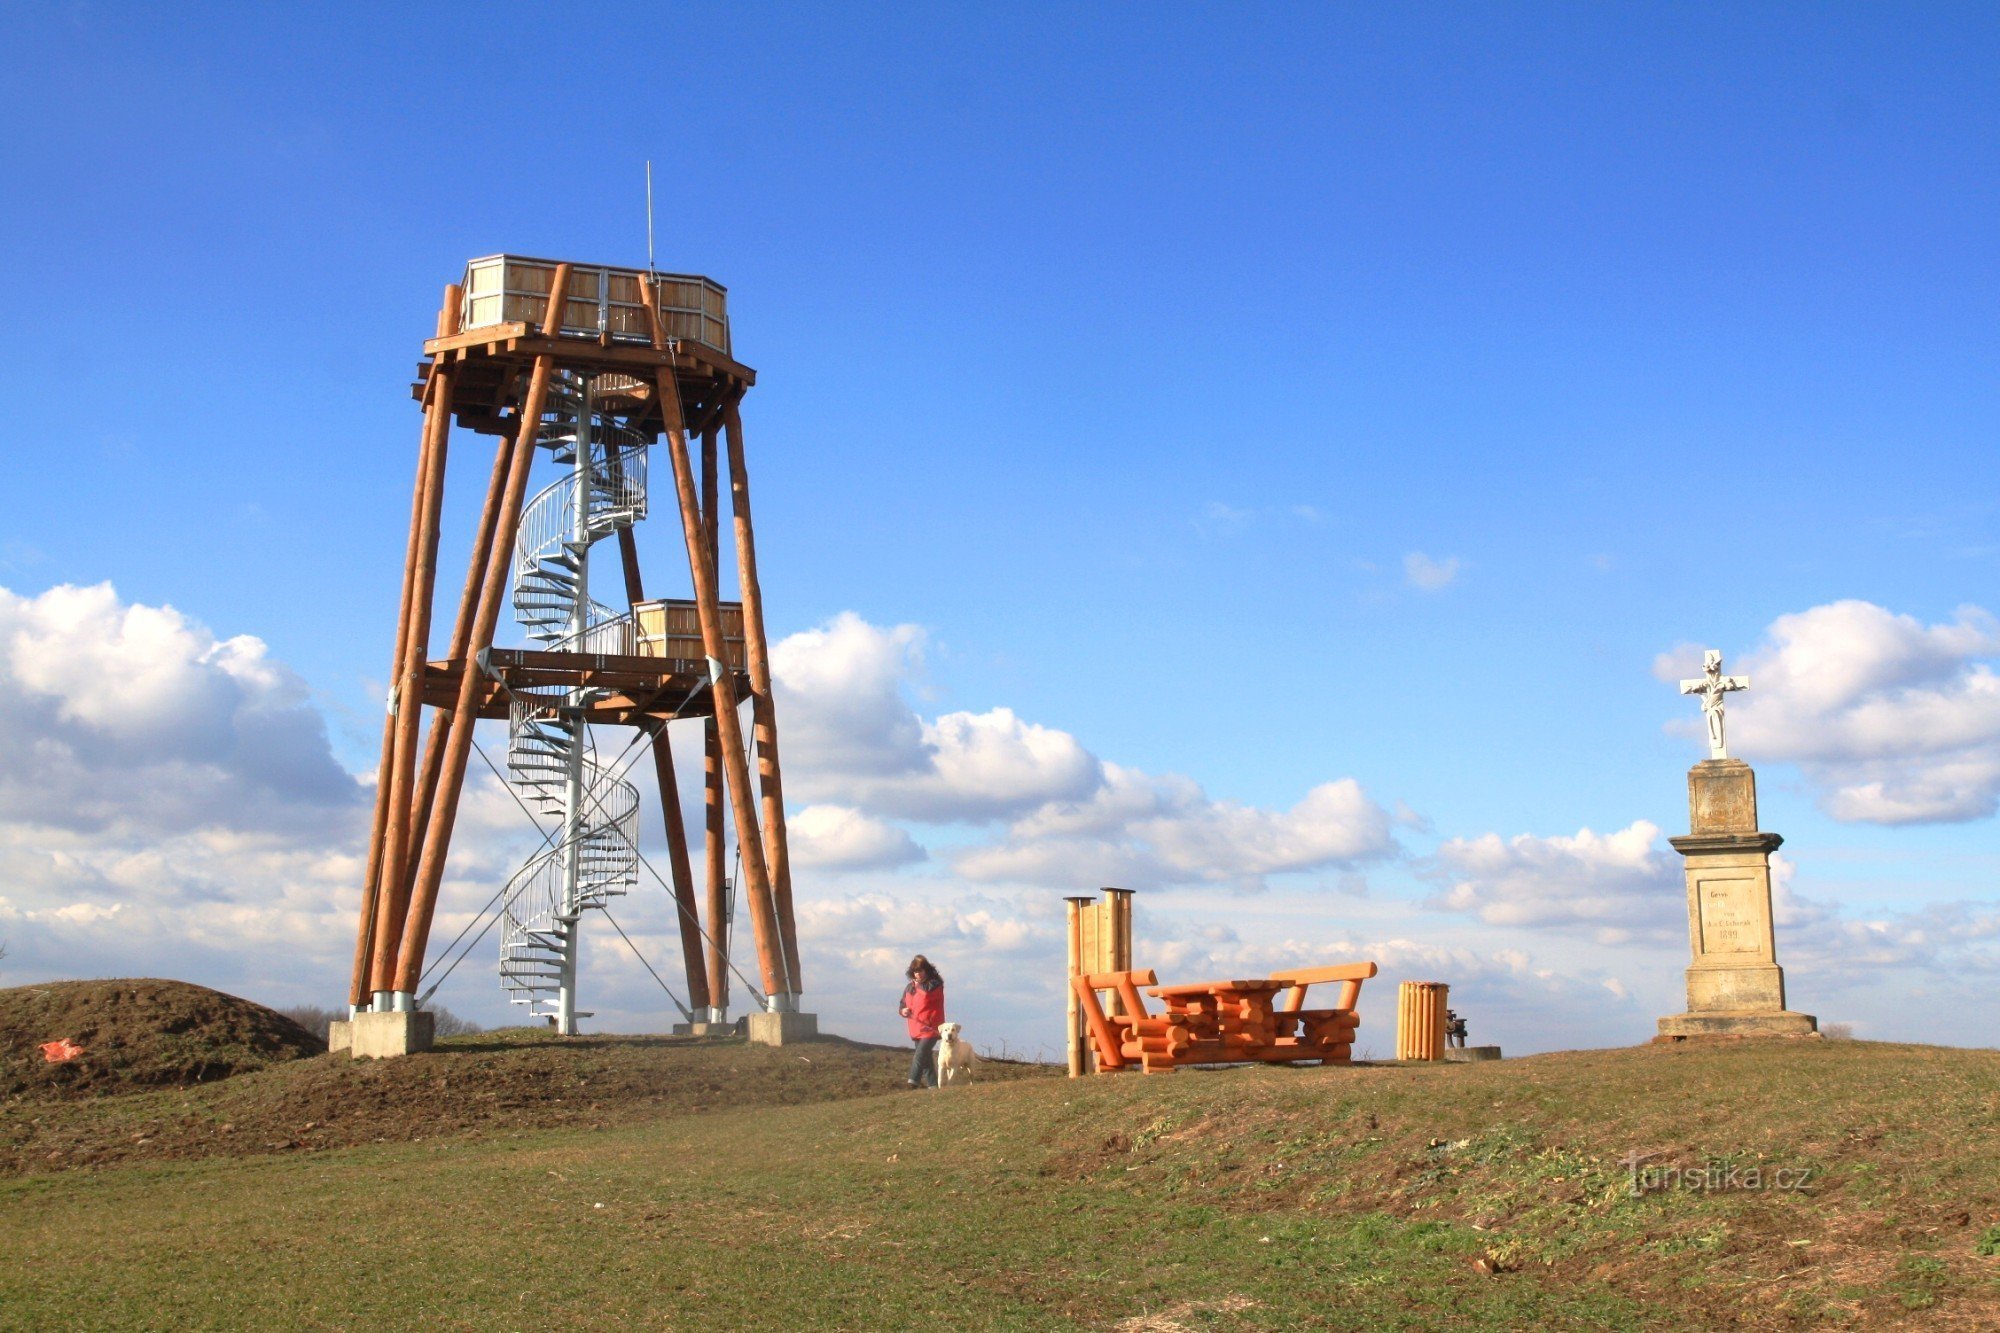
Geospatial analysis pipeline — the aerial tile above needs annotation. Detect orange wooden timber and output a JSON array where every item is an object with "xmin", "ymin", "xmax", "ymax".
[
  {"xmin": 347, "ymin": 291, "xmax": 455, "ymax": 1007},
  {"xmin": 616, "ymin": 526, "xmax": 712, "ymax": 1015},
  {"xmin": 635, "ymin": 277, "xmax": 790, "ymax": 999},
  {"xmin": 370, "ymin": 355, "xmax": 456, "ymax": 991},
  {"xmin": 402, "ymin": 428, "xmax": 517, "ymax": 899},
  {"xmin": 1072, "ymin": 964, "xmax": 1377, "ymax": 1075},
  {"xmin": 387, "ymin": 265, "xmax": 571, "ymax": 994},
  {"xmin": 699, "ymin": 421, "xmax": 729, "ymax": 1011},
  {"xmin": 724, "ymin": 402, "xmax": 802, "ymax": 992}
]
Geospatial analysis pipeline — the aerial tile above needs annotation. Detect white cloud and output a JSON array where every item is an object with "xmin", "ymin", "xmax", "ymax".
[
  {"xmin": 0, "ymin": 582, "xmax": 362, "ymax": 837},
  {"xmin": 955, "ymin": 764, "xmax": 1397, "ymax": 891},
  {"xmin": 0, "ymin": 583, "xmax": 549, "ymax": 1012},
  {"xmin": 772, "ymin": 613, "xmax": 1099, "ymax": 821},
  {"xmin": 1403, "ymin": 551, "xmax": 1462, "ymax": 591},
  {"xmin": 787, "ymin": 805, "xmax": 924, "ymax": 871},
  {"xmin": 1422, "ymin": 820, "xmax": 1682, "ymax": 945},
  {"xmin": 772, "ymin": 615, "xmax": 1396, "ymax": 886},
  {"xmin": 1657, "ymin": 601, "xmax": 2000, "ymax": 823}
]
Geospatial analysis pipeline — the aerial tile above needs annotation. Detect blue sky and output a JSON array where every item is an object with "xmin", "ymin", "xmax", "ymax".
[{"xmin": 1, "ymin": 5, "xmax": 1996, "ymax": 1054}]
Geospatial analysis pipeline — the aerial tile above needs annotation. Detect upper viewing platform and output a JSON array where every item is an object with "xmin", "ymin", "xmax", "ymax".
[
  {"xmin": 461, "ymin": 255, "xmax": 731, "ymax": 356},
  {"xmin": 420, "ymin": 255, "xmax": 752, "ymax": 436}
]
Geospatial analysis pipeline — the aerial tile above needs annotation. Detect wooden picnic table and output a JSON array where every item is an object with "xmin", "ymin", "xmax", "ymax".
[{"xmin": 1073, "ymin": 963, "xmax": 1375, "ymax": 1075}]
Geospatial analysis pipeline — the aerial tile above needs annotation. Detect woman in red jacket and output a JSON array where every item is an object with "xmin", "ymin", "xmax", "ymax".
[{"xmin": 898, "ymin": 954, "xmax": 945, "ymax": 1088}]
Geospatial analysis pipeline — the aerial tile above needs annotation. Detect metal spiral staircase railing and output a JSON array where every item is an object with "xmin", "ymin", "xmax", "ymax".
[{"xmin": 495, "ymin": 374, "xmax": 651, "ymax": 1021}]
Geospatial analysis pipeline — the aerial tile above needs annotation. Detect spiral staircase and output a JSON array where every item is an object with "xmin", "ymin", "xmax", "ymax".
[{"xmin": 495, "ymin": 374, "xmax": 650, "ymax": 1024}]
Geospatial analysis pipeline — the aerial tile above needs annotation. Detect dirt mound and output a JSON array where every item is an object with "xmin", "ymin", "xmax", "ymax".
[
  {"xmin": 1, "ymin": 1028, "xmax": 1056, "ymax": 1176},
  {"xmin": 0, "ymin": 978, "xmax": 323, "ymax": 1100}
]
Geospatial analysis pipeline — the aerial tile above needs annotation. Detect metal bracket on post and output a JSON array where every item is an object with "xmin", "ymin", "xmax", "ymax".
[{"xmin": 765, "ymin": 991, "xmax": 798, "ymax": 1014}]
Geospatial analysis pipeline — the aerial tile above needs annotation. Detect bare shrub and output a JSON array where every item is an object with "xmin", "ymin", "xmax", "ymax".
[
  {"xmin": 427, "ymin": 1006, "xmax": 484, "ymax": 1038},
  {"xmin": 279, "ymin": 1003, "xmax": 483, "ymax": 1041},
  {"xmin": 1822, "ymin": 1023, "xmax": 1855, "ymax": 1041},
  {"xmin": 278, "ymin": 1004, "xmax": 344, "ymax": 1042}
]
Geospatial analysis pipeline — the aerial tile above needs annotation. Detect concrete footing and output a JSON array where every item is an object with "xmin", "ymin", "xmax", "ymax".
[
  {"xmin": 1657, "ymin": 1010, "xmax": 1819, "ymax": 1040},
  {"xmin": 347, "ymin": 1010, "xmax": 435, "ymax": 1059},
  {"xmin": 327, "ymin": 1020, "xmax": 352, "ymax": 1054},
  {"xmin": 1444, "ymin": 1046, "xmax": 1503, "ymax": 1062},
  {"xmin": 672, "ymin": 1021, "xmax": 738, "ymax": 1037},
  {"xmin": 747, "ymin": 1010, "xmax": 819, "ymax": 1046}
]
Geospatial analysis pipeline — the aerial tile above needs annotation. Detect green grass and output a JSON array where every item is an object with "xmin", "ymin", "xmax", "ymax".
[{"xmin": 2, "ymin": 1039, "xmax": 1998, "ymax": 1330}]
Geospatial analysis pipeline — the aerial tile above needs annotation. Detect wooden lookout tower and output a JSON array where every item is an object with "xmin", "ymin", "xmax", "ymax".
[{"xmin": 344, "ymin": 255, "xmax": 812, "ymax": 1052}]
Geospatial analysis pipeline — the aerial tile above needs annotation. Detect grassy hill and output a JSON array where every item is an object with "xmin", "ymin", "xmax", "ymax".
[{"xmin": 2, "ymin": 1028, "xmax": 1997, "ymax": 1329}]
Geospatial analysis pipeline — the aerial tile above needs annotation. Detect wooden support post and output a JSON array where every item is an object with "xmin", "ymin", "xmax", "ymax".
[
  {"xmin": 402, "ymin": 429, "xmax": 516, "ymax": 892},
  {"xmin": 635, "ymin": 280, "xmax": 788, "ymax": 999},
  {"xmin": 368, "ymin": 355, "xmax": 456, "ymax": 994},
  {"xmin": 348, "ymin": 290, "xmax": 461, "ymax": 1007},
  {"xmin": 1064, "ymin": 896, "xmax": 1088, "ymax": 1077},
  {"xmin": 699, "ymin": 420, "xmax": 729, "ymax": 1010},
  {"xmin": 723, "ymin": 402, "xmax": 801, "ymax": 994},
  {"xmin": 390, "ymin": 266, "xmax": 570, "ymax": 995},
  {"xmin": 702, "ymin": 716, "xmax": 727, "ymax": 1013},
  {"xmin": 615, "ymin": 527, "xmax": 712, "ymax": 1014}
]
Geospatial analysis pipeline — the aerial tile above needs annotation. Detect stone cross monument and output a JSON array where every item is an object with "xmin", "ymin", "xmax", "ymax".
[
  {"xmin": 1657, "ymin": 651, "xmax": 1818, "ymax": 1040},
  {"xmin": 1679, "ymin": 649, "xmax": 1749, "ymax": 760}
]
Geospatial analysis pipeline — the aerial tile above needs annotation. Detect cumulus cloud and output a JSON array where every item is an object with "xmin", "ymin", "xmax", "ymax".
[
  {"xmin": 0, "ymin": 583, "xmax": 547, "ymax": 1010},
  {"xmin": 771, "ymin": 615, "xmax": 1399, "ymax": 888},
  {"xmin": 0, "ymin": 583, "xmax": 363, "ymax": 837},
  {"xmin": 1422, "ymin": 820, "xmax": 1682, "ymax": 945},
  {"xmin": 1403, "ymin": 551, "xmax": 1462, "ymax": 591},
  {"xmin": 772, "ymin": 613, "xmax": 1099, "ymax": 821},
  {"xmin": 1656, "ymin": 601, "xmax": 2000, "ymax": 823},
  {"xmin": 787, "ymin": 805, "xmax": 924, "ymax": 871},
  {"xmin": 955, "ymin": 764, "xmax": 1396, "ymax": 891}
]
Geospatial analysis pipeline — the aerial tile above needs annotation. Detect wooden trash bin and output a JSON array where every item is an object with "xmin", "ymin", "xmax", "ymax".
[{"xmin": 1396, "ymin": 980, "xmax": 1449, "ymax": 1061}]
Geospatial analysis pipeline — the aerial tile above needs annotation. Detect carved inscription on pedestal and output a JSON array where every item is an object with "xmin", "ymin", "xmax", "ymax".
[{"xmin": 1696, "ymin": 876, "xmax": 1761, "ymax": 957}]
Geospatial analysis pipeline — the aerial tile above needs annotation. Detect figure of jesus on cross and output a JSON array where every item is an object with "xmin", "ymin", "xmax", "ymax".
[{"xmin": 1680, "ymin": 649, "xmax": 1749, "ymax": 760}]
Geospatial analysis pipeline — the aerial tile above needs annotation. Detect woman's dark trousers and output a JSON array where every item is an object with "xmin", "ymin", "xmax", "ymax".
[{"xmin": 908, "ymin": 1036, "xmax": 938, "ymax": 1087}]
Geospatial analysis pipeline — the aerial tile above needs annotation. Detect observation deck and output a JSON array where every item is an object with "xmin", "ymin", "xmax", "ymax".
[{"xmin": 413, "ymin": 254, "xmax": 755, "ymax": 440}]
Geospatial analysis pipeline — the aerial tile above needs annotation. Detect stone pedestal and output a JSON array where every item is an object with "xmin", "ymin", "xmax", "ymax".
[
  {"xmin": 672, "ymin": 1021, "xmax": 737, "ymax": 1037},
  {"xmin": 746, "ymin": 1010, "xmax": 819, "ymax": 1046},
  {"xmin": 347, "ymin": 1010, "xmax": 435, "ymax": 1059},
  {"xmin": 1657, "ymin": 759, "xmax": 1817, "ymax": 1040},
  {"xmin": 1444, "ymin": 1046, "xmax": 1503, "ymax": 1062},
  {"xmin": 327, "ymin": 1020, "xmax": 352, "ymax": 1054}
]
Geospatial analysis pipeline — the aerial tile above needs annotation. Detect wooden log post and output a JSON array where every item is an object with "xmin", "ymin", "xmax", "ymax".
[
  {"xmin": 402, "ymin": 427, "xmax": 516, "ymax": 894},
  {"xmin": 615, "ymin": 527, "xmax": 713, "ymax": 1015},
  {"xmin": 390, "ymin": 265, "xmax": 571, "ymax": 997},
  {"xmin": 635, "ymin": 279, "xmax": 789, "ymax": 1002},
  {"xmin": 723, "ymin": 402, "xmax": 802, "ymax": 996},
  {"xmin": 367, "ymin": 354, "xmax": 457, "ymax": 997},
  {"xmin": 702, "ymin": 717, "xmax": 728, "ymax": 1016},
  {"xmin": 348, "ymin": 287, "xmax": 463, "ymax": 1008},
  {"xmin": 699, "ymin": 420, "xmax": 730, "ymax": 1016},
  {"xmin": 1064, "ymin": 895, "xmax": 1091, "ymax": 1077}
]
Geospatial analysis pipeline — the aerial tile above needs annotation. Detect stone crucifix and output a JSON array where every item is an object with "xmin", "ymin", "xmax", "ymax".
[{"xmin": 1680, "ymin": 649, "xmax": 1749, "ymax": 760}]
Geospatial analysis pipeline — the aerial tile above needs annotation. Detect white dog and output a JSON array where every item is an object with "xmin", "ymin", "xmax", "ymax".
[{"xmin": 936, "ymin": 1021, "xmax": 977, "ymax": 1087}]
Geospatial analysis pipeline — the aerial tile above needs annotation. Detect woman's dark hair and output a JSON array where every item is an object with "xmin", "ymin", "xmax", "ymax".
[{"xmin": 906, "ymin": 954, "xmax": 940, "ymax": 983}]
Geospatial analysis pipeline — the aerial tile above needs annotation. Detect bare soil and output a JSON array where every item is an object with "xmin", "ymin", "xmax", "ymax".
[
  {"xmin": 1, "ymin": 978, "xmax": 323, "ymax": 1100},
  {"xmin": 0, "ymin": 995, "xmax": 1055, "ymax": 1176}
]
